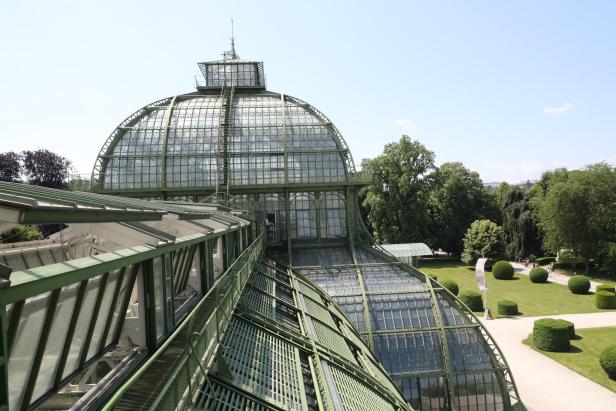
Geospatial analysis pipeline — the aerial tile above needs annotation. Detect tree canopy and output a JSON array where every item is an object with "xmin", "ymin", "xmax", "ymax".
[
  {"xmin": 500, "ymin": 186, "xmax": 542, "ymax": 259},
  {"xmin": 361, "ymin": 136, "xmax": 436, "ymax": 244},
  {"xmin": 429, "ymin": 162, "xmax": 495, "ymax": 255},
  {"xmin": 461, "ymin": 219, "xmax": 505, "ymax": 264},
  {"xmin": 22, "ymin": 149, "xmax": 73, "ymax": 189},
  {"xmin": 0, "ymin": 152, "xmax": 21, "ymax": 182},
  {"xmin": 537, "ymin": 163, "xmax": 616, "ymax": 274}
]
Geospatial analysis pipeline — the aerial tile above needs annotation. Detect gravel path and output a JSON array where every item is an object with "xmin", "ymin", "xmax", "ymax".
[{"xmin": 480, "ymin": 312, "xmax": 616, "ymax": 410}]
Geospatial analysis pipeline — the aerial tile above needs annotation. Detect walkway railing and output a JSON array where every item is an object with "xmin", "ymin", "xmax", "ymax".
[{"xmin": 103, "ymin": 233, "xmax": 264, "ymax": 410}]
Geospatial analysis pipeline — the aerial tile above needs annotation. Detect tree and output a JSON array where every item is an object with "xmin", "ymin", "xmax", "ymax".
[
  {"xmin": 461, "ymin": 219, "xmax": 505, "ymax": 264},
  {"xmin": 0, "ymin": 152, "xmax": 22, "ymax": 182},
  {"xmin": 500, "ymin": 186, "xmax": 542, "ymax": 258},
  {"xmin": 537, "ymin": 163, "xmax": 616, "ymax": 274},
  {"xmin": 22, "ymin": 149, "xmax": 73, "ymax": 189},
  {"xmin": 361, "ymin": 136, "xmax": 435, "ymax": 244},
  {"xmin": 428, "ymin": 162, "xmax": 494, "ymax": 256}
]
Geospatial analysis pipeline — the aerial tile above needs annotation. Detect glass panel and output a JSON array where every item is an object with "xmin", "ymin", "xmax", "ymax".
[
  {"xmin": 105, "ymin": 266, "xmax": 137, "ymax": 347},
  {"xmin": 373, "ymin": 331, "xmax": 443, "ymax": 374},
  {"xmin": 63, "ymin": 277, "xmax": 101, "ymax": 379},
  {"xmin": 152, "ymin": 256, "xmax": 166, "ymax": 340},
  {"xmin": 8, "ymin": 292, "xmax": 50, "ymax": 410},
  {"xmin": 32, "ymin": 285, "xmax": 78, "ymax": 402},
  {"xmin": 86, "ymin": 269, "xmax": 121, "ymax": 359}
]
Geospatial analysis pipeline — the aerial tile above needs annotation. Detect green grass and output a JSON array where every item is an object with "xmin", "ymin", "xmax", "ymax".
[
  {"xmin": 522, "ymin": 327, "xmax": 616, "ymax": 393},
  {"xmin": 419, "ymin": 261, "xmax": 616, "ymax": 317}
]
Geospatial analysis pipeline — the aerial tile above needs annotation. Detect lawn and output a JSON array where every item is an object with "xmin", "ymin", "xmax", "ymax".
[
  {"xmin": 419, "ymin": 261, "xmax": 616, "ymax": 317},
  {"xmin": 522, "ymin": 327, "xmax": 616, "ymax": 393}
]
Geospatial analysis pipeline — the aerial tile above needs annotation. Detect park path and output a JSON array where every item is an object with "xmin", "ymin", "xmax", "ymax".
[
  {"xmin": 480, "ymin": 312, "xmax": 616, "ymax": 411},
  {"xmin": 511, "ymin": 261, "xmax": 604, "ymax": 292}
]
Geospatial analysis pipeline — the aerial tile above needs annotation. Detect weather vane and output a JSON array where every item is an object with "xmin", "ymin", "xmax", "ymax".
[{"xmin": 222, "ymin": 18, "xmax": 239, "ymax": 60}]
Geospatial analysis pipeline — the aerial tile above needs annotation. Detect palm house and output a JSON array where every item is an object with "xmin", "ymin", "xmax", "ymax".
[{"xmin": 87, "ymin": 46, "xmax": 523, "ymax": 410}]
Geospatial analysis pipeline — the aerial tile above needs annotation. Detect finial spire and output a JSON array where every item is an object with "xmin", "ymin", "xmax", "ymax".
[{"xmin": 223, "ymin": 18, "xmax": 239, "ymax": 60}]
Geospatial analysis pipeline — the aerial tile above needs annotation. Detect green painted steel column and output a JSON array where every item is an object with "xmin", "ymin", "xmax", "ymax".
[
  {"xmin": 0, "ymin": 302, "xmax": 9, "ymax": 411},
  {"xmin": 160, "ymin": 96, "xmax": 178, "ymax": 191}
]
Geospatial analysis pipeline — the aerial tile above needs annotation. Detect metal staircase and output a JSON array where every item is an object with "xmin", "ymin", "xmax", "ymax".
[{"xmin": 215, "ymin": 85, "xmax": 234, "ymax": 203}]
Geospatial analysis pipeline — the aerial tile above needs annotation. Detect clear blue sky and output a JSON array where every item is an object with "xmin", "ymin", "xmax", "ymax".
[{"xmin": 1, "ymin": 1, "xmax": 615, "ymax": 183}]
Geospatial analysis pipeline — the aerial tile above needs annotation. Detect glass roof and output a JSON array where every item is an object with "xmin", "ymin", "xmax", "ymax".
[
  {"xmin": 379, "ymin": 243, "xmax": 434, "ymax": 258},
  {"xmin": 196, "ymin": 260, "xmax": 411, "ymax": 410},
  {"xmin": 271, "ymin": 245, "xmax": 522, "ymax": 410},
  {"xmin": 92, "ymin": 61, "xmax": 356, "ymax": 194}
]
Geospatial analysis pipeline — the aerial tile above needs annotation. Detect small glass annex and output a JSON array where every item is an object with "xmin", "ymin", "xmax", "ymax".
[{"xmin": 92, "ymin": 51, "xmax": 522, "ymax": 410}]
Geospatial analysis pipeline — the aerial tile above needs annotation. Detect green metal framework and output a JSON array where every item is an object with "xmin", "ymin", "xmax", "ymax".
[
  {"xmin": 0, "ymin": 184, "xmax": 252, "ymax": 411},
  {"xmin": 85, "ymin": 54, "xmax": 523, "ymax": 410},
  {"xmin": 278, "ymin": 243, "xmax": 523, "ymax": 410}
]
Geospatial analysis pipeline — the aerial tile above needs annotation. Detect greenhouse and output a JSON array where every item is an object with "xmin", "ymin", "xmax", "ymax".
[{"xmin": 0, "ymin": 47, "xmax": 522, "ymax": 410}]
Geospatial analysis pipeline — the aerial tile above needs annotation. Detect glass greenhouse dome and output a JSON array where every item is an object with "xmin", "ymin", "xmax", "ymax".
[{"xmin": 92, "ymin": 50, "xmax": 523, "ymax": 410}]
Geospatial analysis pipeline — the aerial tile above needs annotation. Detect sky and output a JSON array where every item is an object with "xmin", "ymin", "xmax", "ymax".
[{"xmin": 1, "ymin": 1, "xmax": 615, "ymax": 183}]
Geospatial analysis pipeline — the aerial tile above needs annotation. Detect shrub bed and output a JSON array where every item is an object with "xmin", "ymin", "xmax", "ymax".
[
  {"xmin": 440, "ymin": 279, "xmax": 459, "ymax": 296},
  {"xmin": 459, "ymin": 290, "xmax": 484, "ymax": 312},
  {"xmin": 536, "ymin": 256, "xmax": 556, "ymax": 265},
  {"xmin": 567, "ymin": 275, "xmax": 591, "ymax": 294},
  {"xmin": 595, "ymin": 291, "xmax": 616, "ymax": 309},
  {"xmin": 497, "ymin": 300, "xmax": 518, "ymax": 316},
  {"xmin": 533, "ymin": 318, "xmax": 571, "ymax": 352},
  {"xmin": 600, "ymin": 345, "xmax": 616, "ymax": 380},
  {"xmin": 529, "ymin": 267, "xmax": 549, "ymax": 283},
  {"xmin": 492, "ymin": 261, "xmax": 514, "ymax": 280},
  {"xmin": 596, "ymin": 284, "xmax": 616, "ymax": 294}
]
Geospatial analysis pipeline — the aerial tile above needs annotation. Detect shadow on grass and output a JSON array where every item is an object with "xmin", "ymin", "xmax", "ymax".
[{"xmin": 523, "ymin": 334, "xmax": 584, "ymax": 353}]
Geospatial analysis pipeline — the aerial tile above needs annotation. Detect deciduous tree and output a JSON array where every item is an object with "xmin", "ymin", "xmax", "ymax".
[
  {"xmin": 461, "ymin": 219, "xmax": 505, "ymax": 264},
  {"xmin": 21, "ymin": 149, "xmax": 73, "ymax": 189},
  {"xmin": 361, "ymin": 136, "xmax": 435, "ymax": 244}
]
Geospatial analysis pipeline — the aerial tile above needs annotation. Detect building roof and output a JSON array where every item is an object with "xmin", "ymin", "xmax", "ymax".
[
  {"xmin": 379, "ymin": 243, "xmax": 433, "ymax": 258},
  {"xmin": 0, "ymin": 181, "xmax": 242, "ymax": 224}
]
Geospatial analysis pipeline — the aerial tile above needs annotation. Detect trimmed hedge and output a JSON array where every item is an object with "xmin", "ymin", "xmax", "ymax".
[
  {"xmin": 497, "ymin": 300, "xmax": 518, "ymax": 316},
  {"xmin": 492, "ymin": 261, "xmax": 514, "ymax": 280},
  {"xmin": 567, "ymin": 275, "xmax": 591, "ymax": 294},
  {"xmin": 533, "ymin": 318, "xmax": 571, "ymax": 352},
  {"xmin": 440, "ymin": 279, "xmax": 459, "ymax": 296},
  {"xmin": 555, "ymin": 319, "xmax": 576, "ymax": 339},
  {"xmin": 535, "ymin": 256, "xmax": 556, "ymax": 265},
  {"xmin": 596, "ymin": 284, "xmax": 616, "ymax": 294},
  {"xmin": 595, "ymin": 291, "xmax": 616, "ymax": 309},
  {"xmin": 600, "ymin": 345, "xmax": 616, "ymax": 379},
  {"xmin": 529, "ymin": 267, "xmax": 549, "ymax": 283},
  {"xmin": 459, "ymin": 290, "xmax": 484, "ymax": 312}
]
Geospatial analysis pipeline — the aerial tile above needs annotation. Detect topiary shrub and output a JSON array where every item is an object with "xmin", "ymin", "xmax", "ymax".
[
  {"xmin": 533, "ymin": 318, "xmax": 571, "ymax": 352},
  {"xmin": 440, "ymin": 279, "xmax": 459, "ymax": 296},
  {"xmin": 595, "ymin": 291, "xmax": 616, "ymax": 309},
  {"xmin": 568, "ymin": 275, "xmax": 591, "ymax": 294},
  {"xmin": 600, "ymin": 345, "xmax": 616, "ymax": 380},
  {"xmin": 536, "ymin": 256, "xmax": 556, "ymax": 265},
  {"xmin": 554, "ymin": 319, "xmax": 576, "ymax": 339},
  {"xmin": 497, "ymin": 300, "xmax": 518, "ymax": 316},
  {"xmin": 596, "ymin": 284, "xmax": 616, "ymax": 294},
  {"xmin": 492, "ymin": 261, "xmax": 514, "ymax": 280},
  {"xmin": 459, "ymin": 290, "xmax": 484, "ymax": 312},
  {"xmin": 529, "ymin": 267, "xmax": 549, "ymax": 283}
]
